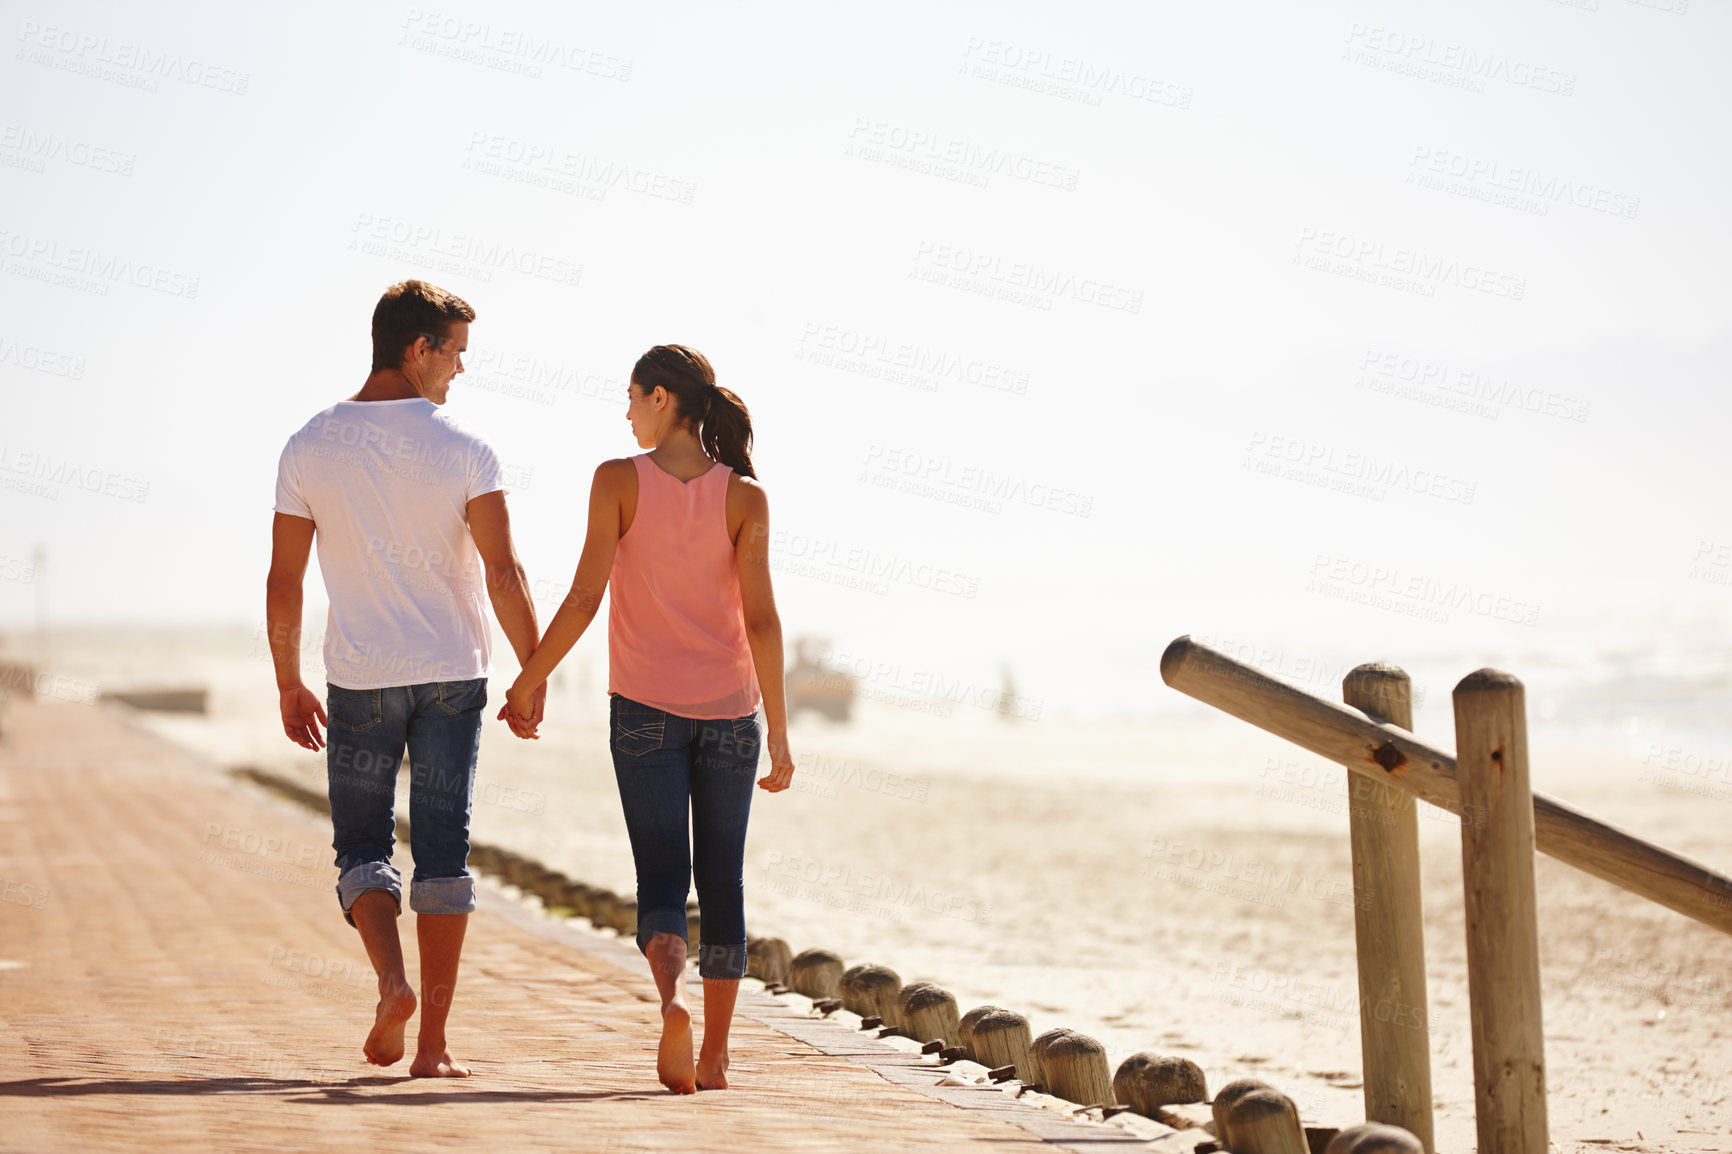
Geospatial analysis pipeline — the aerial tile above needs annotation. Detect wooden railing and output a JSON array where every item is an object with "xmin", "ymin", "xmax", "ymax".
[{"xmin": 1161, "ymin": 635, "xmax": 1732, "ymax": 1154}]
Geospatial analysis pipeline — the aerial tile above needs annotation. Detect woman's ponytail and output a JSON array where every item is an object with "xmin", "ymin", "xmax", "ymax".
[{"xmin": 632, "ymin": 344, "xmax": 757, "ymax": 479}]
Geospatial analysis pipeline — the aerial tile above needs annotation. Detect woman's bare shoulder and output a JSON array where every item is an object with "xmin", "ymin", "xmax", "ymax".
[
  {"xmin": 594, "ymin": 457, "xmax": 638, "ymax": 482},
  {"xmin": 727, "ymin": 470, "xmax": 767, "ymax": 500}
]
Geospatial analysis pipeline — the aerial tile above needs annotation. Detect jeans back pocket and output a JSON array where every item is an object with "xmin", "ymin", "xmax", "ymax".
[
  {"xmin": 328, "ymin": 685, "xmax": 384, "ymax": 733},
  {"xmin": 730, "ymin": 715, "xmax": 762, "ymax": 762},
  {"xmin": 435, "ymin": 677, "xmax": 488, "ymax": 717},
  {"xmin": 613, "ymin": 698, "xmax": 666, "ymax": 757}
]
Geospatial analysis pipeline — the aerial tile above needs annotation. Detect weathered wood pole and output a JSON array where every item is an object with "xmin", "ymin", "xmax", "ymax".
[
  {"xmin": 1025, "ymin": 1027, "xmax": 1074, "ymax": 1089},
  {"xmin": 1224, "ymin": 1085, "xmax": 1308, "ymax": 1154},
  {"xmin": 960, "ymin": 1006, "xmax": 1031, "ymax": 1072},
  {"xmin": 1160, "ymin": 635, "xmax": 1732, "ymax": 938},
  {"xmin": 746, "ymin": 937, "xmax": 793, "ymax": 985},
  {"xmin": 1453, "ymin": 669, "xmax": 1548, "ymax": 1153},
  {"xmin": 897, "ymin": 982, "xmax": 959, "ymax": 1045},
  {"xmin": 789, "ymin": 947, "xmax": 846, "ymax": 999},
  {"xmin": 956, "ymin": 1003, "xmax": 1000, "ymax": 1055},
  {"xmin": 588, "ymin": 889, "xmax": 621, "ymax": 931},
  {"xmin": 1212, "ymin": 1078, "xmax": 1268, "ymax": 1148},
  {"xmin": 534, "ymin": 869, "xmax": 572, "ymax": 906},
  {"xmin": 842, "ymin": 964, "xmax": 902, "ymax": 1026},
  {"xmin": 1042, "ymin": 1032, "xmax": 1114, "ymax": 1106},
  {"xmin": 1325, "ymin": 1122, "xmax": 1425, "ymax": 1153},
  {"xmin": 1342, "ymin": 664, "xmax": 1435, "ymax": 1153},
  {"xmin": 1113, "ymin": 1052, "xmax": 1208, "ymax": 1117},
  {"xmin": 560, "ymin": 880, "xmax": 595, "ymax": 919},
  {"xmin": 839, "ymin": 964, "xmax": 869, "ymax": 1011}
]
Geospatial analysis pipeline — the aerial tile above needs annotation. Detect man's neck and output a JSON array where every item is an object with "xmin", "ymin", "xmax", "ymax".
[{"xmin": 351, "ymin": 369, "xmax": 423, "ymax": 402}]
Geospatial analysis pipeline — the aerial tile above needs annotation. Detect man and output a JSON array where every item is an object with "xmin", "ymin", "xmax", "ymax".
[{"xmin": 265, "ymin": 279, "xmax": 543, "ymax": 1077}]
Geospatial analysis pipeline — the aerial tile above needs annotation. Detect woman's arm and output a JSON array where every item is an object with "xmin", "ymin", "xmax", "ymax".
[
  {"xmin": 505, "ymin": 460, "xmax": 626, "ymax": 723},
  {"xmin": 734, "ymin": 480, "xmax": 796, "ymax": 792}
]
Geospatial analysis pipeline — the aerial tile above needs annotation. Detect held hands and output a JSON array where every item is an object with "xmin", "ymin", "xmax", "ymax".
[
  {"xmin": 497, "ymin": 678, "xmax": 546, "ymax": 739},
  {"xmin": 279, "ymin": 684, "xmax": 327, "ymax": 751},
  {"xmin": 756, "ymin": 734, "xmax": 796, "ymax": 792}
]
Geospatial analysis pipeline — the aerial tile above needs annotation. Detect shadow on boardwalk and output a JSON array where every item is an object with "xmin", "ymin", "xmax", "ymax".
[
  {"xmin": 0, "ymin": 1076, "xmax": 655, "ymax": 1107},
  {"xmin": 0, "ymin": 700, "xmax": 1137, "ymax": 1152}
]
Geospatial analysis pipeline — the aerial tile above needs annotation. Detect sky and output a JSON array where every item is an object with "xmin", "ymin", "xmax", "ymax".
[{"xmin": 2, "ymin": 0, "xmax": 1729, "ymax": 717}]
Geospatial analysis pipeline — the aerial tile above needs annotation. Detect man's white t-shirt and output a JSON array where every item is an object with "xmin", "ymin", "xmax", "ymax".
[{"xmin": 274, "ymin": 398, "xmax": 505, "ymax": 689}]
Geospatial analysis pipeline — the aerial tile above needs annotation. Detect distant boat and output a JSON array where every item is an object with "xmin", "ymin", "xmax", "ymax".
[
  {"xmin": 996, "ymin": 664, "xmax": 1019, "ymax": 722},
  {"xmin": 101, "ymin": 688, "xmax": 209, "ymax": 714},
  {"xmin": 786, "ymin": 636, "xmax": 856, "ymax": 723}
]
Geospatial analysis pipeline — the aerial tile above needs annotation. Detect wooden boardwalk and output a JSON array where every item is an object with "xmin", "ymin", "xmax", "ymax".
[{"xmin": 0, "ymin": 699, "xmax": 1176, "ymax": 1153}]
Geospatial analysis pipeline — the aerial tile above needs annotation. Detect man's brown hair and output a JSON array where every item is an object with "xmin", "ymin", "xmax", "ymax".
[{"xmin": 370, "ymin": 280, "xmax": 476, "ymax": 371}]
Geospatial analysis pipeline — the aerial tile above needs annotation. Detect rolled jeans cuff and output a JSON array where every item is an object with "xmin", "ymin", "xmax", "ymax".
[
  {"xmin": 337, "ymin": 862, "xmax": 403, "ymax": 928},
  {"xmin": 697, "ymin": 940, "xmax": 748, "ymax": 981},
  {"xmin": 411, "ymin": 874, "xmax": 476, "ymax": 916},
  {"xmin": 634, "ymin": 906, "xmax": 691, "ymax": 959}
]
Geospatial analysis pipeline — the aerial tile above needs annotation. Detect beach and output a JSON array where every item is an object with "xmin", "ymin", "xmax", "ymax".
[
  {"xmin": 0, "ymin": 692, "xmax": 1168, "ymax": 1154},
  {"xmin": 8, "ymin": 624, "xmax": 1732, "ymax": 1152}
]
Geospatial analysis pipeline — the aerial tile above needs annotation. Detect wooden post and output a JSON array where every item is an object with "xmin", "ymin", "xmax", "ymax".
[
  {"xmin": 1160, "ymin": 636, "xmax": 1732, "ymax": 938},
  {"xmin": 505, "ymin": 856, "xmax": 540, "ymax": 890},
  {"xmin": 1113, "ymin": 1052, "xmax": 1207, "ymax": 1117},
  {"xmin": 897, "ymin": 982, "xmax": 959, "ymax": 1045},
  {"xmin": 789, "ymin": 947, "xmax": 845, "ymax": 999},
  {"xmin": 1212, "ymin": 1074, "xmax": 1267, "ymax": 1136},
  {"xmin": 560, "ymin": 880, "xmax": 595, "ymax": 920},
  {"xmin": 746, "ymin": 937, "xmax": 793, "ymax": 986},
  {"xmin": 840, "ymin": 964, "xmax": 867, "ymax": 1008},
  {"xmin": 1042, "ymin": 1032, "xmax": 1114, "ymax": 1106},
  {"xmin": 588, "ymin": 889, "xmax": 620, "ymax": 932},
  {"xmin": 842, "ymin": 964, "xmax": 902, "ymax": 1026},
  {"xmin": 1225, "ymin": 1085, "xmax": 1308, "ymax": 1154},
  {"xmin": 960, "ymin": 1006, "xmax": 1031, "ymax": 1073},
  {"xmin": 1342, "ymin": 664, "xmax": 1434, "ymax": 1154},
  {"xmin": 1325, "ymin": 1122, "xmax": 1425, "ymax": 1153},
  {"xmin": 1453, "ymin": 669, "xmax": 1548, "ymax": 1154},
  {"xmin": 1026, "ymin": 1027, "xmax": 1074, "ymax": 1089},
  {"xmin": 956, "ymin": 1003, "xmax": 1000, "ymax": 1055}
]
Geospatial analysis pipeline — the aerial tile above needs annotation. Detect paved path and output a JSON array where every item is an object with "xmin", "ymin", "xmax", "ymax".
[{"xmin": 0, "ymin": 699, "xmax": 1178, "ymax": 1153}]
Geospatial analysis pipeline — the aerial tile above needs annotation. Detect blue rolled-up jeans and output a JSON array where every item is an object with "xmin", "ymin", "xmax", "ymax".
[
  {"xmin": 609, "ymin": 692, "xmax": 760, "ymax": 980},
  {"xmin": 325, "ymin": 678, "xmax": 486, "ymax": 926}
]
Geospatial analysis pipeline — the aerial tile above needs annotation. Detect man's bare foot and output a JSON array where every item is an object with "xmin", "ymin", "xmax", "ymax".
[
  {"xmin": 409, "ymin": 1047, "xmax": 472, "ymax": 1077},
  {"xmin": 658, "ymin": 1001, "xmax": 696, "ymax": 1093},
  {"xmin": 695, "ymin": 1047, "xmax": 729, "ymax": 1090},
  {"xmin": 363, "ymin": 978, "xmax": 417, "ymax": 1067}
]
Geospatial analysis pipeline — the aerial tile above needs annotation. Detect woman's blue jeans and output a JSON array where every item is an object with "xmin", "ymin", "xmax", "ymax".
[{"xmin": 609, "ymin": 692, "xmax": 760, "ymax": 979}]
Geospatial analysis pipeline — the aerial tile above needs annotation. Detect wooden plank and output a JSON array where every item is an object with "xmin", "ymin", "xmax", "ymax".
[{"xmin": 1161, "ymin": 636, "xmax": 1732, "ymax": 938}]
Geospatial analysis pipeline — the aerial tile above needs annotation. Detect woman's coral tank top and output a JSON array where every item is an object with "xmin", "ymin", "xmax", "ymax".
[{"xmin": 607, "ymin": 453, "xmax": 762, "ymax": 719}]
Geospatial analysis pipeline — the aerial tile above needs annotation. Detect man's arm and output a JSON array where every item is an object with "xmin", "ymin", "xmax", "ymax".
[
  {"xmin": 266, "ymin": 512, "xmax": 327, "ymax": 750},
  {"xmin": 505, "ymin": 461, "xmax": 624, "ymax": 719},
  {"xmin": 734, "ymin": 481, "xmax": 795, "ymax": 792},
  {"xmin": 467, "ymin": 489, "xmax": 542, "ymax": 734}
]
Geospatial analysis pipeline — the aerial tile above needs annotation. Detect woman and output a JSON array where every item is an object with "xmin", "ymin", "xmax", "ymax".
[{"xmin": 505, "ymin": 344, "xmax": 796, "ymax": 1094}]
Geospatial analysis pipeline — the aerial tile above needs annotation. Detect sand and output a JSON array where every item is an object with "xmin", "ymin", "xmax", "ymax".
[{"xmin": 17, "ymin": 626, "xmax": 1732, "ymax": 1152}]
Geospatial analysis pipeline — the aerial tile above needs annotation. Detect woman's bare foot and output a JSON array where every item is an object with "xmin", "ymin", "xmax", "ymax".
[
  {"xmin": 658, "ymin": 1001, "xmax": 696, "ymax": 1093},
  {"xmin": 363, "ymin": 977, "xmax": 417, "ymax": 1067},
  {"xmin": 409, "ymin": 1047, "xmax": 472, "ymax": 1077},
  {"xmin": 695, "ymin": 1046, "xmax": 729, "ymax": 1090}
]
